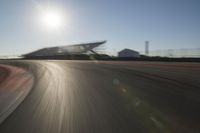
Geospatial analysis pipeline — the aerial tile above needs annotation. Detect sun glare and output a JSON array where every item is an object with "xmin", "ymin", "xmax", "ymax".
[{"xmin": 40, "ymin": 10, "xmax": 65, "ymax": 30}]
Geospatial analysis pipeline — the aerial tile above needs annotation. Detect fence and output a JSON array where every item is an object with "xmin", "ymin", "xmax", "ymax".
[{"xmin": 141, "ymin": 48, "xmax": 200, "ymax": 58}]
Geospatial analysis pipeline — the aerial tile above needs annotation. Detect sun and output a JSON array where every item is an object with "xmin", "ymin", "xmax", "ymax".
[{"xmin": 41, "ymin": 10, "xmax": 64, "ymax": 29}]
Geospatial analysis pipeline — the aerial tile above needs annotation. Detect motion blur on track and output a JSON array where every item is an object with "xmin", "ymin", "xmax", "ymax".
[{"xmin": 0, "ymin": 60, "xmax": 200, "ymax": 133}]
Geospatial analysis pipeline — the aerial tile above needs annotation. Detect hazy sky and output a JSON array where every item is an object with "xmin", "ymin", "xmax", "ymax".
[{"xmin": 0, "ymin": 0, "xmax": 200, "ymax": 55}]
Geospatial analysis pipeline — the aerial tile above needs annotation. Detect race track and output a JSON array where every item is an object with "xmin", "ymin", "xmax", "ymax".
[{"xmin": 0, "ymin": 60, "xmax": 200, "ymax": 133}]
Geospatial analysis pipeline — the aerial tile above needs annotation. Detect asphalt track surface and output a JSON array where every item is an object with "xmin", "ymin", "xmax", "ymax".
[{"xmin": 0, "ymin": 60, "xmax": 200, "ymax": 133}]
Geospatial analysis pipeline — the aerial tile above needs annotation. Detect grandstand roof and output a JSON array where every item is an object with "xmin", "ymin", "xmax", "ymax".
[{"xmin": 23, "ymin": 41, "xmax": 106, "ymax": 57}]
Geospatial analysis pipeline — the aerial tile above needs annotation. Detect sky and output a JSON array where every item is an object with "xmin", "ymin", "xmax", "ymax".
[{"xmin": 0, "ymin": 0, "xmax": 200, "ymax": 55}]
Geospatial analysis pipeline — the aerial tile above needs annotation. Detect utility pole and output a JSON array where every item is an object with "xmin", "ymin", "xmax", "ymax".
[{"xmin": 145, "ymin": 41, "xmax": 149, "ymax": 56}]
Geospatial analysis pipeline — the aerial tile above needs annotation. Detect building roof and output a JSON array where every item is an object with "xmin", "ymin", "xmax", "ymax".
[{"xmin": 118, "ymin": 48, "xmax": 139, "ymax": 54}]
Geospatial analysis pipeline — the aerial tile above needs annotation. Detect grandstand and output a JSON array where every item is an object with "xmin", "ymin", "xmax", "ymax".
[{"xmin": 23, "ymin": 41, "xmax": 106, "ymax": 58}]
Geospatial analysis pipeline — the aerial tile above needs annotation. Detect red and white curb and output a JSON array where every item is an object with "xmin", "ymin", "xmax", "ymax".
[{"xmin": 0, "ymin": 64, "xmax": 34, "ymax": 124}]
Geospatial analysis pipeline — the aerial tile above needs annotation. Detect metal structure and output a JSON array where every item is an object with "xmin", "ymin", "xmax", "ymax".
[
  {"xmin": 145, "ymin": 41, "xmax": 149, "ymax": 56},
  {"xmin": 23, "ymin": 41, "xmax": 106, "ymax": 57}
]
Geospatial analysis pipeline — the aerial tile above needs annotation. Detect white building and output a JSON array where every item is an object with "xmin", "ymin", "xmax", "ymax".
[{"xmin": 118, "ymin": 49, "xmax": 140, "ymax": 57}]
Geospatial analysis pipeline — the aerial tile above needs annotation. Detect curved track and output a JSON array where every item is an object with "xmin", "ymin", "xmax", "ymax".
[{"xmin": 0, "ymin": 60, "xmax": 200, "ymax": 133}]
